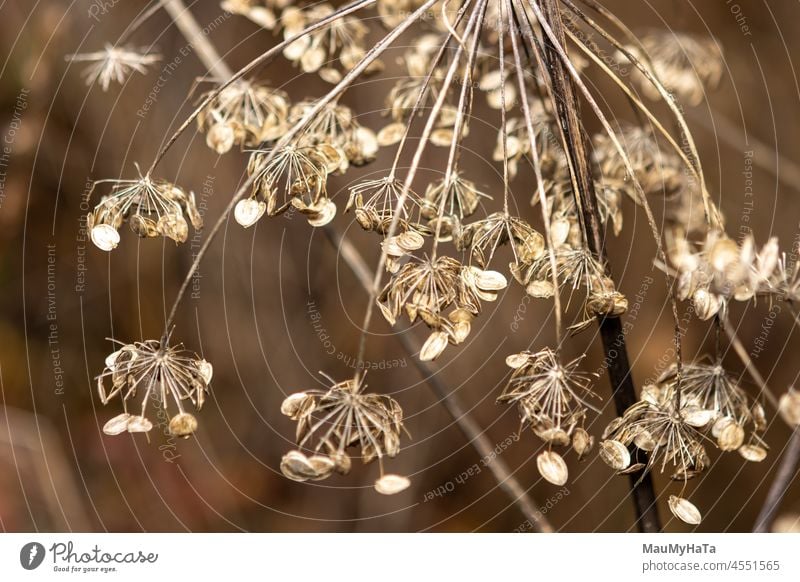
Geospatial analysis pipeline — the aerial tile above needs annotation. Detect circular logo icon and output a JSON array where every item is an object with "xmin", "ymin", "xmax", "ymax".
[{"xmin": 19, "ymin": 542, "xmax": 45, "ymax": 570}]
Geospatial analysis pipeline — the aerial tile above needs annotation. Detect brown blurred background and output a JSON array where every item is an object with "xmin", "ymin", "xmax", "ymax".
[{"xmin": 1, "ymin": 0, "xmax": 799, "ymax": 532}]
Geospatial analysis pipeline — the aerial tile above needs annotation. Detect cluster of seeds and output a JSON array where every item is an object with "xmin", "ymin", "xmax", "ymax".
[
  {"xmin": 279, "ymin": 375, "xmax": 409, "ymax": 494},
  {"xmin": 498, "ymin": 348, "xmax": 598, "ymax": 485},
  {"xmin": 625, "ymin": 31, "xmax": 724, "ymax": 106},
  {"xmin": 88, "ymin": 173, "xmax": 203, "ymax": 251},
  {"xmin": 377, "ymin": 255, "xmax": 508, "ymax": 361},
  {"xmin": 196, "ymin": 80, "xmax": 290, "ymax": 153},
  {"xmin": 666, "ymin": 228, "xmax": 783, "ymax": 320},
  {"xmin": 79, "ymin": 0, "xmax": 800, "ymax": 521},
  {"xmin": 97, "ymin": 340, "xmax": 212, "ymax": 438},
  {"xmin": 600, "ymin": 359, "xmax": 768, "ymax": 524}
]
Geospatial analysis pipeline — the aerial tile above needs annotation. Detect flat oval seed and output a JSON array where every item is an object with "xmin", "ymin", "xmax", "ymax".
[
  {"xmin": 669, "ymin": 495, "xmax": 702, "ymax": 525},
  {"xmin": 537, "ymin": 451, "xmax": 568, "ymax": 486},
  {"xmin": 599, "ymin": 440, "xmax": 631, "ymax": 470},
  {"xmin": 374, "ymin": 474, "xmax": 410, "ymax": 495}
]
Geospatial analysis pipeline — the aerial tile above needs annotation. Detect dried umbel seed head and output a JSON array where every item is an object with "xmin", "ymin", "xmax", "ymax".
[
  {"xmin": 603, "ymin": 383, "xmax": 707, "ymax": 479},
  {"xmin": 88, "ymin": 172, "xmax": 202, "ymax": 250},
  {"xmin": 280, "ymin": 4, "xmax": 379, "ymax": 82},
  {"xmin": 498, "ymin": 348, "xmax": 599, "ymax": 451},
  {"xmin": 658, "ymin": 361, "xmax": 763, "ymax": 455},
  {"xmin": 456, "ymin": 212, "xmax": 544, "ymax": 269},
  {"xmin": 422, "ymin": 173, "xmax": 491, "ymax": 221},
  {"xmin": 97, "ymin": 340, "xmax": 212, "ymax": 435},
  {"xmin": 627, "ymin": 31, "xmax": 724, "ymax": 106},
  {"xmin": 346, "ymin": 177, "xmax": 425, "ymax": 234},
  {"xmin": 68, "ymin": 44, "xmax": 161, "ymax": 91},
  {"xmin": 246, "ymin": 144, "xmax": 330, "ymax": 217},
  {"xmin": 668, "ymin": 495, "xmax": 703, "ymax": 525},
  {"xmin": 537, "ymin": 451, "xmax": 568, "ymax": 486},
  {"xmin": 280, "ymin": 375, "xmax": 406, "ymax": 487},
  {"xmin": 196, "ymin": 80, "xmax": 290, "ymax": 152}
]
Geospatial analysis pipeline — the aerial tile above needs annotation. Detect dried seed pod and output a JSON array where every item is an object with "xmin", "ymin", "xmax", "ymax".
[
  {"xmin": 281, "ymin": 392, "xmax": 315, "ymax": 419},
  {"xmin": 526, "ymin": 280, "xmax": 554, "ymax": 298},
  {"xmin": 103, "ymin": 412, "xmax": 133, "ymax": 436},
  {"xmin": 716, "ymin": 420, "xmax": 745, "ymax": 451},
  {"xmin": 536, "ymin": 451, "xmax": 568, "ymax": 486},
  {"xmin": 534, "ymin": 427, "xmax": 570, "ymax": 447},
  {"xmin": 169, "ymin": 412, "xmax": 198, "ymax": 438},
  {"xmin": 126, "ymin": 415, "xmax": 153, "ymax": 433},
  {"xmin": 505, "ymin": 353, "xmax": 530, "ymax": 369},
  {"xmin": 599, "ymin": 440, "xmax": 631, "ymax": 471},
  {"xmin": 572, "ymin": 428, "xmax": 594, "ymax": 459},
  {"xmin": 738, "ymin": 444, "xmax": 767, "ymax": 462},
  {"xmin": 91, "ymin": 223, "xmax": 121, "ymax": 251},
  {"xmin": 374, "ymin": 474, "xmax": 410, "ymax": 495},
  {"xmin": 682, "ymin": 406, "xmax": 716, "ymax": 428},
  {"xmin": 668, "ymin": 495, "xmax": 702, "ymax": 525},
  {"xmin": 280, "ymin": 450, "xmax": 316, "ymax": 482},
  {"xmin": 420, "ymin": 330, "xmax": 449, "ymax": 362},
  {"xmin": 234, "ymin": 198, "xmax": 267, "ymax": 227}
]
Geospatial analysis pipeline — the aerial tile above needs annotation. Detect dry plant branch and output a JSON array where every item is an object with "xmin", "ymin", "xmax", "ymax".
[{"xmin": 163, "ymin": 0, "xmax": 551, "ymax": 531}]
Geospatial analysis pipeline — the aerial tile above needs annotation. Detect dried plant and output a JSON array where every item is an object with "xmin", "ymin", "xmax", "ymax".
[{"xmin": 74, "ymin": 0, "xmax": 800, "ymax": 531}]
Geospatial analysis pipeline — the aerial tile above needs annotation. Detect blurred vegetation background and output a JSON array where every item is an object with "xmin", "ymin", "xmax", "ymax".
[{"xmin": 0, "ymin": 0, "xmax": 799, "ymax": 532}]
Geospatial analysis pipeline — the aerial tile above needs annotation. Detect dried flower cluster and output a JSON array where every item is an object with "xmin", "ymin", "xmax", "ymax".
[
  {"xmin": 498, "ymin": 348, "xmax": 598, "ymax": 485},
  {"xmin": 88, "ymin": 172, "xmax": 203, "ymax": 251},
  {"xmin": 97, "ymin": 340, "xmax": 212, "ymax": 438},
  {"xmin": 280, "ymin": 375, "xmax": 409, "ymax": 494},
  {"xmin": 78, "ymin": 0, "xmax": 800, "ymax": 525},
  {"xmin": 601, "ymin": 359, "xmax": 768, "ymax": 524}
]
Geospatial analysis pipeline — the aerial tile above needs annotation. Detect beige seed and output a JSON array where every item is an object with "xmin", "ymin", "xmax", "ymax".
[
  {"xmin": 169, "ymin": 412, "xmax": 198, "ymax": 438},
  {"xmin": 234, "ymin": 198, "xmax": 266, "ymax": 227},
  {"xmin": 599, "ymin": 440, "xmax": 631, "ymax": 471},
  {"xmin": 738, "ymin": 444, "xmax": 767, "ymax": 462},
  {"xmin": 126, "ymin": 415, "xmax": 153, "ymax": 433},
  {"xmin": 536, "ymin": 451, "xmax": 568, "ymax": 486},
  {"xmin": 668, "ymin": 495, "xmax": 702, "ymax": 525},
  {"xmin": 374, "ymin": 474, "xmax": 410, "ymax": 495},
  {"xmin": 526, "ymin": 280, "xmax": 554, "ymax": 298},
  {"xmin": 572, "ymin": 428, "xmax": 594, "ymax": 458},
  {"xmin": 103, "ymin": 413, "xmax": 133, "ymax": 436},
  {"xmin": 91, "ymin": 224, "xmax": 120, "ymax": 251},
  {"xmin": 420, "ymin": 331, "xmax": 449, "ymax": 362},
  {"xmin": 682, "ymin": 406, "xmax": 716, "ymax": 428},
  {"xmin": 717, "ymin": 422, "xmax": 745, "ymax": 452},
  {"xmin": 505, "ymin": 353, "xmax": 529, "ymax": 369}
]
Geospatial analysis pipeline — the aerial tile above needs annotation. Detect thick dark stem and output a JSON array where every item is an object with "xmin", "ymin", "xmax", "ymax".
[
  {"xmin": 539, "ymin": 0, "xmax": 661, "ymax": 532},
  {"xmin": 753, "ymin": 429, "xmax": 800, "ymax": 533},
  {"xmin": 599, "ymin": 316, "xmax": 661, "ymax": 533}
]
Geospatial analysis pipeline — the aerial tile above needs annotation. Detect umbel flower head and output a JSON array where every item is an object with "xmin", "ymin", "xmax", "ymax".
[
  {"xmin": 68, "ymin": 44, "xmax": 161, "ymax": 91},
  {"xmin": 88, "ymin": 167, "xmax": 203, "ymax": 251},
  {"xmin": 97, "ymin": 340, "xmax": 213, "ymax": 438},
  {"xmin": 196, "ymin": 79, "xmax": 290, "ymax": 153},
  {"xmin": 377, "ymin": 255, "xmax": 508, "ymax": 361},
  {"xmin": 498, "ymin": 347, "xmax": 599, "ymax": 485},
  {"xmin": 280, "ymin": 374, "xmax": 409, "ymax": 495}
]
